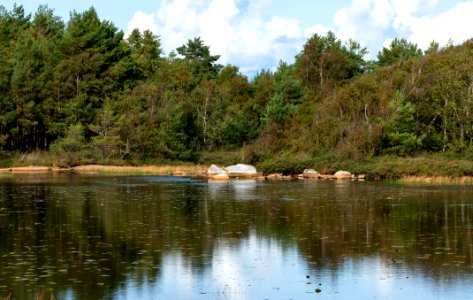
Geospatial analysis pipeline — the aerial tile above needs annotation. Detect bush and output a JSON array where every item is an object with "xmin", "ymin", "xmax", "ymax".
[
  {"xmin": 49, "ymin": 124, "xmax": 90, "ymax": 167},
  {"xmin": 257, "ymin": 154, "xmax": 316, "ymax": 175}
]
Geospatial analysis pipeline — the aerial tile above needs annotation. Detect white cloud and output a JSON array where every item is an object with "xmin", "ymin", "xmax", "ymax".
[
  {"xmin": 265, "ymin": 16, "xmax": 301, "ymax": 40},
  {"xmin": 304, "ymin": 24, "xmax": 334, "ymax": 39},
  {"xmin": 126, "ymin": 0, "xmax": 307, "ymax": 76},
  {"xmin": 126, "ymin": 10, "xmax": 158, "ymax": 34},
  {"xmin": 126, "ymin": 0, "xmax": 473, "ymax": 75},
  {"xmin": 332, "ymin": 0, "xmax": 397, "ymax": 57},
  {"xmin": 198, "ymin": 0, "xmax": 239, "ymax": 60},
  {"xmin": 328, "ymin": 0, "xmax": 473, "ymax": 58},
  {"xmin": 408, "ymin": 1, "xmax": 473, "ymax": 49}
]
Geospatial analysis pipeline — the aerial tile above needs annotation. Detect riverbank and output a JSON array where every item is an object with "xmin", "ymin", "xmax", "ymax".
[
  {"xmin": 397, "ymin": 176, "xmax": 473, "ymax": 185},
  {"xmin": 1, "ymin": 163, "xmax": 473, "ymax": 184},
  {"xmin": 1, "ymin": 152, "xmax": 473, "ymax": 184},
  {"xmin": 0, "ymin": 164, "xmax": 208, "ymax": 176}
]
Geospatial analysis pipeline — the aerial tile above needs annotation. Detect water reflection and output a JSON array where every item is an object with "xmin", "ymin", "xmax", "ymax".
[
  {"xmin": 1, "ymin": 174, "xmax": 473, "ymax": 299},
  {"xmin": 208, "ymin": 180, "xmax": 260, "ymax": 202}
]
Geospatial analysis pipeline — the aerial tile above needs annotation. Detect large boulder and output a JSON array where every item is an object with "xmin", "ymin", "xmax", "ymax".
[
  {"xmin": 224, "ymin": 163, "xmax": 257, "ymax": 178},
  {"xmin": 208, "ymin": 164, "xmax": 226, "ymax": 176},
  {"xmin": 303, "ymin": 169, "xmax": 320, "ymax": 179},
  {"xmin": 334, "ymin": 170, "xmax": 352, "ymax": 180},
  {"xmin": 266, "ymin": 173, "xmax": 283, "ymax": 180},
  {"xmin": 208, "ymin": 164, "xmax": 229, "ymax": 180},
  {"xmin": 212, "ymin": 173, "xmax": 230, "ymax": 180}
]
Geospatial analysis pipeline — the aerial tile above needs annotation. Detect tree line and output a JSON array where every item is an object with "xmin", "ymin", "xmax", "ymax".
[{"xmin": 0, "ymin": 5, "xmax": 472, "ymax": 167}]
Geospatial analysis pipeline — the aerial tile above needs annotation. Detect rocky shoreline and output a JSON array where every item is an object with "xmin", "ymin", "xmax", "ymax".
[
  {"xmin": 207, "ymin": 163, "xmax": 366, "ymax": 181},
  {"xmin": 0, "ymin": 164, "xmax": 366, "ymax": 181}
]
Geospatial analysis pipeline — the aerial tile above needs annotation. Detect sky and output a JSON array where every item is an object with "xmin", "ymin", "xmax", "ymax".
[{"xmin": 3, "ymin": 1, "xmax": 473, "ymax": 76}]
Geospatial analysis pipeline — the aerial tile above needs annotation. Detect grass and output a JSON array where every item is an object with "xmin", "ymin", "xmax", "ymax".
[
  {"xmin": 197, "ymin": 149, "xmax": 243, "ymax": 166},
  {"xmin": 72, "ymin": 164, "xmax": 207, "ymax": 175},
  {"xmin": 251, "ymin": 151, "xmax": 473, "ymax": 184},
  {"xmin": 0, "ymin": 151, "xmax": 208, "ymax": 176},
  {"xmin": 398, "ymin": 176, "xmax": 473, "ymax": 185},
  {"xmin": 11, "ymin": 151, "xmax": 53, "ymax": 167},
  {"xmin": 309, "ymin": 154, "xmax": 473, "ymax": 179}
]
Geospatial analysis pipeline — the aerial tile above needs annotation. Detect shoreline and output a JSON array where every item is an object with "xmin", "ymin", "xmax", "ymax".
[
  {"xmin": 397, "ymin": 175, "xmax": 473, "ymax": 185},
  {"xmin": 0, "ymin": 164, "xmax": 208, "ymax": 176},
  {"xmin": 2, "ymin": 164, "xmax": 473, "ymax": 184}
]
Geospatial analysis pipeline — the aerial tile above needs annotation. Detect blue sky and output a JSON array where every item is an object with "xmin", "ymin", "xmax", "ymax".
[{"xmin": 3, "ymin": 1, "xmax": 472, "ymax": 76}]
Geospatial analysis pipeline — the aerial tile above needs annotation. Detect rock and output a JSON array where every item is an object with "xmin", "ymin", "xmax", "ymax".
[
  {"xmin": 266, "ymin": 173, "xmax": 283, "ymax": 180},
  {"xmin": 320, "ymin": 174, "xmax": 335, "ymax": 180},
  {"xmin": 211, "ymin": 173, "xmax": 230, "ymax": 180},
  {"xmin": 334, "ymin": 170, "xmax": 352, "ymax": 180},
  {"xmin": 224, "ymin": 163, "xmax": 257, "ymax": 178},
  {"xmin": 171, "ymin": 171, "xmax": 187, "ymax": 176},
  {"xmin": 207, "ymin": 164, "xmax": 227, "ymax": 176},
  {"xmin": 358, "ymin": 174, "xmax": 366, "ymax": 180},
  {"xmin": 303, "ymin": 169, "xmax": 320, "ymax": 179}
]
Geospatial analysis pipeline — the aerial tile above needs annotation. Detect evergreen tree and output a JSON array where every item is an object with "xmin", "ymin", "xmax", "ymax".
[
  {"xmin": 177, "ymin": 37, "xmax": 222, "ymax": 84},
  {"xmin": 377, "ymin": 38, "xmax": 423, "ymax": 66}
]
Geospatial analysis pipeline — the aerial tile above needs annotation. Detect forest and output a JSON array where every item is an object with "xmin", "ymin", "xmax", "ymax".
[{"xmin": 1, "ymin": 5, "xmax": 473, "ymax": 176}]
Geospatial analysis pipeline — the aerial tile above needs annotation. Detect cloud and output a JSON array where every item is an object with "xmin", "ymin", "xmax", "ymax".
[
  {"xmin": 126, "ymin": 10, "xmax": 159, "ymax": 34},
  {"xmin": 332, "ymin": 0, "xmax": 398, "ymax": 57},
  {"xmin": 329, "ymin": 0, "xmax": 473, "ymax": 57},
  {"xmin": 126, "ymin": 0, "xmax": 473, "ymax": 75},
  {"xmin": 408, "ymin": 1, "xmax": 473, "ymax": 49},
  {"xmin": 127, "ymin": 0, "xmax": 307, "ymax": 76},
  {"xmin": 304, "ymin": 24, "xmax": 334, "ymax": 39}
]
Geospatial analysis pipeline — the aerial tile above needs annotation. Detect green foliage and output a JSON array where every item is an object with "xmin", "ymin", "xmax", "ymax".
[
  {"xmin": 177, "ymin": 37, "xmax": 222, "ymax": 83},
  {"xmin": 127, "ymin": 29, "xmax": 162, "ymax": 79},
  {"xmin": 198, "ymin": 149, "xmax": 242, "ymax": 166},
  {"xmin": 262, "ymin": 93, "xmax": 293, "ymax": 123},
  {"xmin": 257, "ymin": 154, "xmax": 315, "ymax": 175},
  {"xmin": 260, "ymin": 62, "xmax": 301, "ymax": 125},
  {"xmin": 50, "ymin": 123, "xmax": 89, "ymax": 166},
  {"xmin": 295, "ymin": 31, "xmax": 367, "ymax": 96},
  {"xmin": 377, "ymin": 38, "xmax": 423, "ymax": 66},
  {"xmin": 380, "ymin": 91, "xmax": 425, "ymax": 156}
]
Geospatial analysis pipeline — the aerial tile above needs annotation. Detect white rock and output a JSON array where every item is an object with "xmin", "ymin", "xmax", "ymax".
[
  {"xmin": 211, "ymin": 173, "xmax": 230, "ymax": 180},
  {"xmin": 334, "ymin": 170, "xmax": 352, "ymax": 179},
  {"xmin": 208, "ymin": 164, "xmax": 227, "ymax": 176},
  {"xmin": 224, "ymin": 163, "xmax": 257, "ymax": 178},
  {"xmin": 303, "ymin": 169, "xmax": 320, "ymax": 179}
]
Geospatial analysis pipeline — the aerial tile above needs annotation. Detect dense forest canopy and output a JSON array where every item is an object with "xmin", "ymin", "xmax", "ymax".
[{"xmin": 0, "ymin": 5, "xmax": 472, "ymax": 167}]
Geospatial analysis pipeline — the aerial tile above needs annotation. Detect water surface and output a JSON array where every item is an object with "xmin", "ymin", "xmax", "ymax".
[{"xmin": 1, "ymin": 173, "xmax": 473, "ymax": 299}]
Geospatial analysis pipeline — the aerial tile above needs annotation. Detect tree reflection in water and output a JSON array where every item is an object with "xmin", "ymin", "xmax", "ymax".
[{"xmin": 0, "ymin": 174, "xmax": 472, "ymax": 299}]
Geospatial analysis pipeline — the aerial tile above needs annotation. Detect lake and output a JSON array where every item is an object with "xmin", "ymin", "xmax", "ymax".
[{"xmin": 1, "ymin": 173, "xmax": 473, "ymax": 299}]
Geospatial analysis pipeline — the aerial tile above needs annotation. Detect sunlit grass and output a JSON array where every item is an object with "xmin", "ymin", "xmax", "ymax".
[
  {"xmin": 398, "ymin": 176, "xmax": 473, "ymax": 185},
  {"xmin": 72, "ymin": 164, "xmax": 207, "ymax": 176}
]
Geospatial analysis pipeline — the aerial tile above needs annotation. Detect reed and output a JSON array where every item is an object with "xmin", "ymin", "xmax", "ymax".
[
  {"xmin": 71, "ymin": 164, "xmax": 207, "ymax": 176},
  {"xmin": 12, "ymin": 151, "xmax": 53, "ymax": 166}
]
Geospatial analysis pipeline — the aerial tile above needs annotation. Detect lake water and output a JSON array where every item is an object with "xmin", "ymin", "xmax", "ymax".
[{"xmin": 1, "ymin": 173, "xmax": 473, "ymax": 299}]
